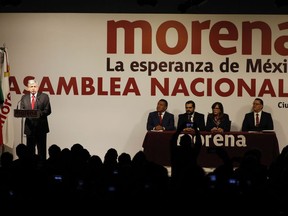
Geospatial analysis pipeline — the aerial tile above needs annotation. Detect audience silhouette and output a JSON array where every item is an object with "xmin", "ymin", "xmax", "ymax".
[{"xmin": 0, "ymin": 140, "xmax": 287, "ymax": 215}]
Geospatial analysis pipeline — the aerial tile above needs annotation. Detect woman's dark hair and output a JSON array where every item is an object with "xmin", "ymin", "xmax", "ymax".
[{"xmin": 211, "ymin": 102, "xmax": 224, "ymax": 118}]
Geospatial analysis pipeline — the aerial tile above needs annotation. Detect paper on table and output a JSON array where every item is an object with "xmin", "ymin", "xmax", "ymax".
[
  {"xmin": 262, "ymin": 130, "xmax": 275, "ymax": 133},
  {"xmin": 151, "ymin": 130, "xmax": 164, "ymax": 132}
]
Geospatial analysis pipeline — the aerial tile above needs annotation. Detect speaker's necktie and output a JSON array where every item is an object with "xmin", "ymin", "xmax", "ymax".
[{"xmin": 31, "ymin": 95, "xmax": 35, "ymax": 109}]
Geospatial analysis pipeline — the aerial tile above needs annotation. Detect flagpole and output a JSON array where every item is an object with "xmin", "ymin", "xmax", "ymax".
[
  {"xmin": 0, "ymin": 45, "xmax": 4, "ymax": 153},
  {"xmin": 0, "ymin": 45, "xmax": 15, "ymax": 150},
  {"xmin": 0, "ymin": 45, "xmax": 4, "ymax": 151}
]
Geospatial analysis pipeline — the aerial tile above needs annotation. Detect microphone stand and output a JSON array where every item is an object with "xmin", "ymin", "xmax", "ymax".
[
  {"xmin": 16, "ymin": 98, "xmax": 24, "ymax": 144},
  {"xmin": 20, "ymin": 115, "xmax": 24, "ymax": 144}
]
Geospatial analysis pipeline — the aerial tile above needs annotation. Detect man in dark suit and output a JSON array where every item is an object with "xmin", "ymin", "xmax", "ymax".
[
  {"xmin": 177, "ymin": 100, "xmax": 206, "ymax": 132},
  {"xmin": 20, "ymin": 79, "xmax": 52, "ymax": 160},
  {"xmin": 146, "ymin": 99, "xmax": 175, "ymax": 131},
  {"xmin": 241, "ymin": 98, "xmax": 274, "ymax": 132}
]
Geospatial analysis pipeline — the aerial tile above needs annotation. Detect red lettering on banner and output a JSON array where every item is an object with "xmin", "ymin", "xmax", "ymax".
[
  {"xmin": 150, "ymin": 77, "xmax": 288, "ymax": 97},
  {"xmin": 107, "ymin": 20, "xmax": 288, "ymax": 56},
  {"xmin": 156, "ymin": 21, "xmax": 188, "ymax": 54},
  {"xmin": 279, "ymin": 80, "xmax": 288, "ymax": 97},
  {"xmin": 259, "ymin": 79, "xmax": 276, "ymax": 97},
  {"xmin": 238, "ymin": 79, "xmax": 256, "ymax": 97},
  {"xmin": 9, "ymin": 76, "xmax": 288, "ymax": 97}
]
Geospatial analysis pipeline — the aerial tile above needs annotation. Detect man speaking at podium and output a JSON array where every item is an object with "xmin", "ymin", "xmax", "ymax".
[{"xmin": 20, "ymin": 79, "xmax": 51, "ymax": 161}]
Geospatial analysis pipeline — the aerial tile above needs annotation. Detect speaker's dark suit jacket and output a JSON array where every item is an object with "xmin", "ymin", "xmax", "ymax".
[
  {"xmin": 146, "ymin": 111, "xmax": 175, "ymax": 131},
  {"xmin": 177, "ymin": 112, "xmax": 206, "ymax": 131},
  {"xmin": 241, "ymin": 111, "xmax": 273, "ymax": 132},
  {"xmin": 20, "ymin": 92, "xmax": 51, "ymax": 135}
]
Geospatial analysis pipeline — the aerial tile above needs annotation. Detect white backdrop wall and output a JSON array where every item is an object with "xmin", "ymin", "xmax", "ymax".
[{"xmin": 0, "ymin": 13, "xmax": 287, "ymax": 160}]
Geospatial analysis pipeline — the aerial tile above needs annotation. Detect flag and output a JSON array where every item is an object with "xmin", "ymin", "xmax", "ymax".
[{"xmin": 0, "ymin": 47, "xmax": 14, "ymax": 148}]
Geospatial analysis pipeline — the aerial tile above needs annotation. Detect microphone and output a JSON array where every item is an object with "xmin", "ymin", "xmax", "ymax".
[{"xmin": 186, "ymin": 112, "xmax": 193, "ymax": 128}]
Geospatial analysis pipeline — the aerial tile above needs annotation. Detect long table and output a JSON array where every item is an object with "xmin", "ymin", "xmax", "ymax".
[{"xmin": 142, "ymin": 131, "xmax": 280, "ymax": 168}]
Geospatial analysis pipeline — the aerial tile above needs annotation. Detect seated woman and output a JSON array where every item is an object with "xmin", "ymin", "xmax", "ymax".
[{"xmin": 206, "ymin": 102, "xmax": 231, "ymax": 133}]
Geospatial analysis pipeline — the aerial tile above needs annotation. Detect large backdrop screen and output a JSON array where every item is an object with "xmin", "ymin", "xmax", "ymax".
[{"xmin": 0, "ymin": 13, "xmax": 287, "ymax": 159}]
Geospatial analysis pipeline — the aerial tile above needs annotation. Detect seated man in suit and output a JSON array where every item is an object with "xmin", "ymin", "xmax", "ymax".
[
  {"xmin": 241, "ymin": 98, "xmax": 274, "ymax": 132},
  {"xmin": 177, "ymin": 100, "xmax": 206, "ymax": 132},
  {"xmin": 146, "ymin": 99, "xmax": 175, "ymax": 131}
]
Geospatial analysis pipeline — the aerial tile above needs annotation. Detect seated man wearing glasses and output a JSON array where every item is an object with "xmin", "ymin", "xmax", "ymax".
[{"xmin": 241, "ymin": 98, "xmax": 274, "ymax": 132}]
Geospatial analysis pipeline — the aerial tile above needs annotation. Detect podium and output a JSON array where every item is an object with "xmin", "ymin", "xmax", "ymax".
[
  {"xmin": 14, "ymin": 109, "xmax": 40, "ymax": 144},
  {"xmin": 14, "ymin": 109, "xmax": 40, "ymax": 118}
]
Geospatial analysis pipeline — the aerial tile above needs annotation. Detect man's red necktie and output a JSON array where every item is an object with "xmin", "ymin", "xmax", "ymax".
[
  {"xmin": 31, "ymin": 95, "xmax": 35, "ymax": 109},
  {"xmin": 256, "ymin": 113, "xmax": 259, "ymax": 126},
  {"xmin": 159, "ymin": 112, "xmax": 162, "ymax": 125}
]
